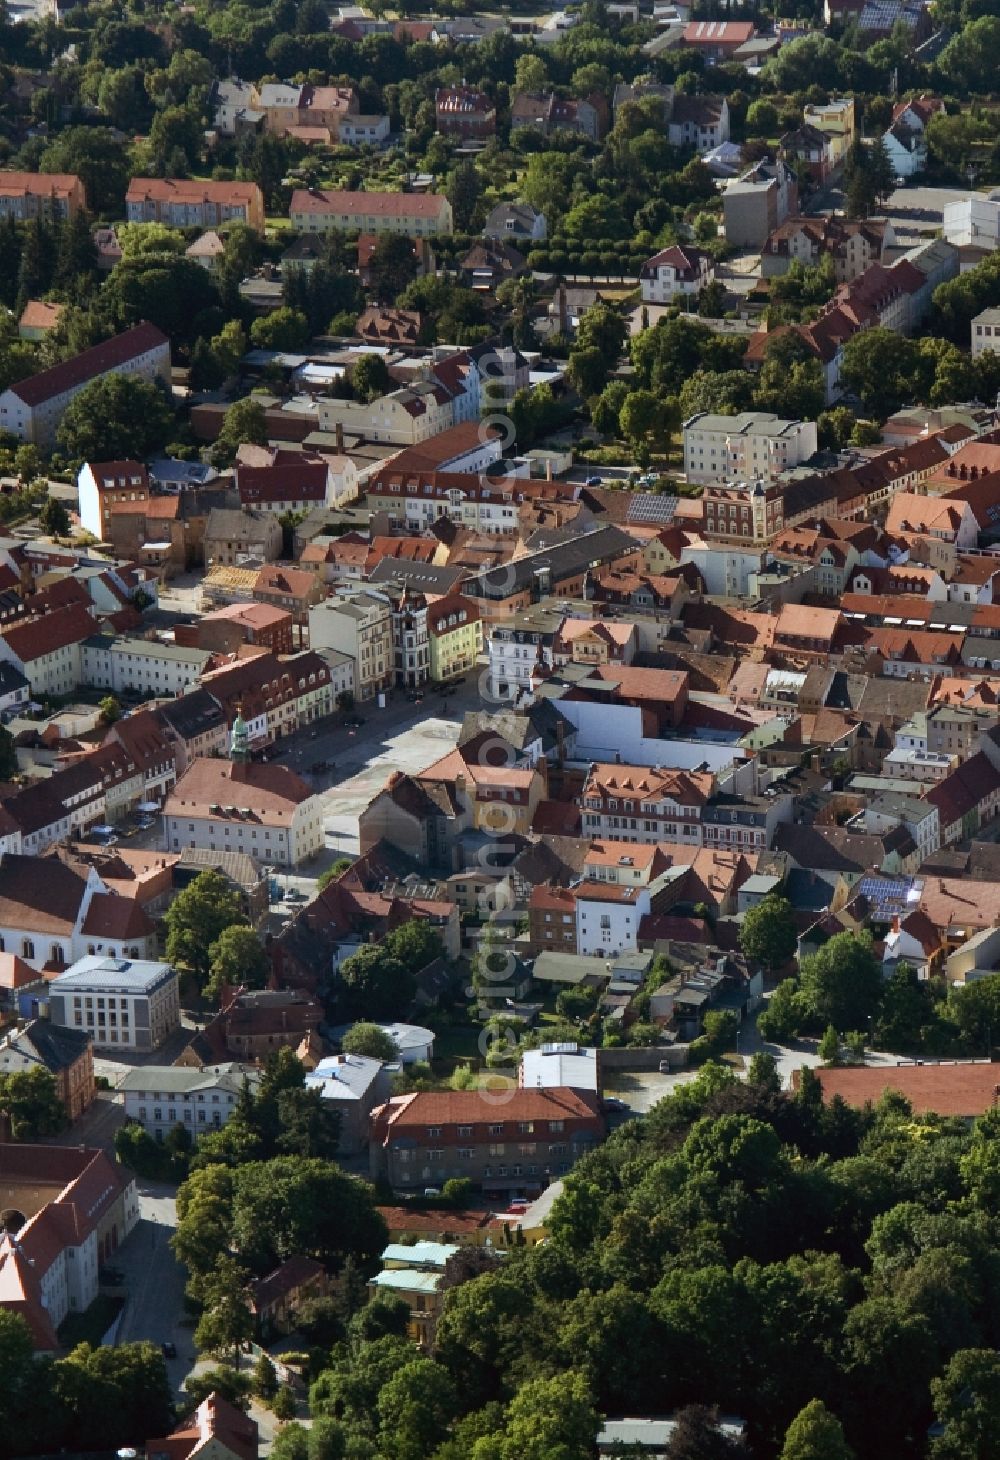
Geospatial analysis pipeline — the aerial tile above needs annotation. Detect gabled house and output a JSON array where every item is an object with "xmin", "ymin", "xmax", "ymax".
[{"xmin": 640, "ymin": 245, "xmax": 713, "ymax": 303}]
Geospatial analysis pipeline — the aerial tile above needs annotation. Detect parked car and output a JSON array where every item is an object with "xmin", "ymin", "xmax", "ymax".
[
  {"xmin": 586, "ymin": 474, "xmax": 602, "ymax": 486},
  {"xmin": 161, "ymin": 1342, "xmax": 177, "ymax": 1359}
]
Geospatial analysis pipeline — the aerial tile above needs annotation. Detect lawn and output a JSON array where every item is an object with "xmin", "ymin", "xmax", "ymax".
[{"xmin": 57, "ymin": 1294, "xmax": 124, "ymax": 1349}]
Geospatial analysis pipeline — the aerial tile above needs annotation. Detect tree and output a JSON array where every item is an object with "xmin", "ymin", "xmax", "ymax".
[
  {"xmin": 514, "ymin": 52, "xmax": 549, "ymax": 94},
  {"xmin": 377, "ymin": 1358, "xmax": 458, "ymax": 1460},
  {"xmin": 799, "ymin": 932, "xmax": 883, "ymax": 1033},
  {"xmin": 56, "ymin": 376, "xmax": 173, "ymax": 467},
  {"xmin": 476, "ymin": 1369, "xmax": 597, "ymax": 1460},
  {"xmin": 447, "ymin": 160, "xmax": 482, "ymax": 233},
  {"xmin": 164, "ymin": 870, "xmax": 243, "ymax": 985},
  {"xmin": 40, "ymin": 128, "xmax": 131, "ymax": 215},
  {"xmin": 679, "ymin": 369, "xmax": 755, "ymax": 418},
  {"xmin": 819, "ymin": 1025, "xmax": 841, "ymax": 1066},
  {"xmin": 210, "ymin": 397, "xmax": 268, "ymax": 469},
  {"xmin": 254, "ymin": 1352, "xmax": 278, "ymax": 1400},
  {"xmin": 938, "ymin": 16, "xmax": 1000, "ymax": 92},
  {"xmin": 352, "ymin": 353, "xmax": 392, "ymax": 402},
  {"xmin": 0, "ymin": 1068, "xmax": 66, "ymax": 1139},
  {"xmin": 780, "ymin": 1400, "xmax": 854, "ymax": 1460},
  {"xmin": 39, "ymin": 496, "xmax": 71, "ymax": 538},
  {"xmin": 838, "ymin": 327, "xmax": 924, "ymax": 419},
  {"xmin": 930, "ymin": 1348, "xmax": 1000, "ymax": 1459},
  {"xmin": 368, "ymin": 234, "xmax": 420, "ymax": 303},
  {"xmin": 317, "ymin": 860, "xmax": 352, "ymax": 891},
  {"xmin": 250, "ymin": 308, "xmax": 311, "ymax": 352},
  {"xmin": 103, "ymin": 253, "xmax": 220, "ymax": 343},
  {"xmin": 98, "ymin": 695, "xmax": 122, "ymax": 726},
  {"xmin": 229, "ymin": 1157, "xmax": 387, "ymax": 1275},
  {"xmin": 663, "ymin": 1406, "xmax": 745, "ymax": 1458},
  {"xmin": 567, "ymin": 345, "xmax": 609, "ymax": 400},
  {"xmin": 740, "ymin": 895, "xmax": 797, "ymax": 974},
  {"xmin": 341, "ymin": 1022, "xmax": 399, "ymax": 1062},
  {"xmin": 206, "ymin": 925, "xmax": 269, "ymax": 1001},
  {"xmin": 338, "ymin": 944, "xmax": 414, "ymax": 1021},
  {"xmin": 757, "ymin": 979, "xmax": 803, "ymax": 1043},
  {"xmin": 183, "ymin": 1366, "xmax": 252, "ymax": 1409}
]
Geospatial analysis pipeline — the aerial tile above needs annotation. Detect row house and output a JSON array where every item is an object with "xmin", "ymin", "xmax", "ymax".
[
  {"xmin": 126, "ymin": 178, "xmax": 265, "ymax": 233},
  {"xmin": 289, "ymin": 188, "xmax": 453, "ymax": 237},
  {"xmin": 701, "ymin": 791, "xmax": 793, "ymax": 853},
  {"xmin": 580, "ymin": 763, "xmax": 715, "ymax": 846},
  {"xmin": 0, "ymin": 322, "xmax": 170, "ymax": 449},
  {"xmin": 369, "ymin": 1087, "xmax": 605, "ymax": 1195},
  {"xmin": 366, "ymin": 467, "xmax": 542, "ymax": 535},
  {"xmin": 200, "ymin": 649, "xmax": 334, "ymax": 746},
  {"xmin": 77, "ymin": 459, "xmax": 150, "ymax": 541},
  {"xmin": 0, "ymin": 171, "xmax": 85, "ymax": 221},
  {"xmin": 80, "ymin": 636, "xmax": 212, "ymax": 697},
  {"xmin": 925, "ymin": 750, "xmax": 1000, "ymax": 847},
  {"xmin": 309, "ymin": 590, "xmax": 393, "ymax": 702}
]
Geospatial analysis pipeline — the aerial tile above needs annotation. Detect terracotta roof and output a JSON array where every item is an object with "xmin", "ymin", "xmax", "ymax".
[
  {"xmin": 254, "ymin": 565, "xmax": 317, "ymax": 598},
  {"xmin": 166, "ymin": 757, "xmax": 315, "ymax": 824},
  {"xmin": 127, "ymin": 177, "xmax": 261, "ymax": 207},
  {"xmin": 238, "ymin": 459, "xmax": 329, "ymax": 507},
  {"xmin": 6, "ymin": 322, "xmax": 168, "ymax": 409},
  {"xmin": 807, "ymin": 1061, "xmax": 1000, "ymax": 1117},
  {"xmin": 291, "ymin": 188, "xmax": 449, "ymax": 218},
  {"xmin": 0, "ymin": 170, "xmax": 79, "ymax": 201},
  {"xmin": 376, "ymin": 1086, "xmax": 600, "ymax": 1132},
  {"xmin": 18, "ymin": 300, "xmax": 63, "ymax": 331}
]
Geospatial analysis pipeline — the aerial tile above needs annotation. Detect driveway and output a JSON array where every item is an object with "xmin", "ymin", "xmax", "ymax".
[{"xmin": 114, "ymin": 1182, "xmax": 192, "ymax": 1394}]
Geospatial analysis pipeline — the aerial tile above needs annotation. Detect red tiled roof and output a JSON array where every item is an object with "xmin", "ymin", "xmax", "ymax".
[
  {"xmin": 8, "ymin": 322, "xmax": 168, "ymax": 409},
  {"xmin": 290, "ymin": 188, "xmax": 449, "ymax": 218},
  {"xmin": 127, "ymin": 177, "xmax": 261, "ymax": 207},
  {"xmin": 806, "ymin": 1061, "xmax": 1000, "ymax": 1117},
  {"xmin": 1, "ymin": 601, "xmax": 95, "ymax": 663}
]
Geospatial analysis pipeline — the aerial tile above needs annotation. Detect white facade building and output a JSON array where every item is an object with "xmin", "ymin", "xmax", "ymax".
[
  {"xmin": 575, "ymin": 881, "xmax": 651, "ymax": 957},
  {"xmin": 81, "ymin": 637, "xmax": 212, "ymax": 696},
  {"xmin": 120, "ymin": 1063, "xmax": 261, "ymax": 1141},
  {"xmin": 972, "ymin": 306, "xmax": 1000, "ymax": 358},
  {"xmin": 48, "ymin": 956, "xmax": 181, "ymax": 1052},
  {"xmin": 683, "ymin": 412, "xmax": 818, "ymax": 485}
]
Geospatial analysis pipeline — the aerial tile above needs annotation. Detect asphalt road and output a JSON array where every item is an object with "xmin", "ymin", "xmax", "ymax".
[{"xmin": 115, "ymin": 1182, "xmax": 192, "ymax": 1394}]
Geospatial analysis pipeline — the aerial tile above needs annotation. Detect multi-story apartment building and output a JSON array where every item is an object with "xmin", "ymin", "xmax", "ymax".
[
  {"xmin": 369, "ymin": 1087, "xmax": 605, "ymax": 1195},
  {"xmin": 259, "ymin": 82, "xmax": 358, "ymax": 139},
  {"xmin": 289, "ymin": 188, "xmax": 453, "ymax": 236},
  {"xmin": 126, "ymin": 179, "xmax": 265, "ymax": 233},
  {"xmin": 487, "ymin": 606, "xmax": 565, "ymax": 700},
  {"xmin": 163, "ymin": 728, "xmax": 325, "ymax": 867},
  {"xmin": 0, "ymin": 171, "xmax": 86, "ymax": 220},
  {"xmin": 701, "ymin": 791, "xmax": 794, "ymax": 853},
  {"xmin": 0, "ymin": 1145, "xmax": 138, "ymax": 1351},
  {"xmin": 390, "ymin": 591, "xmax": 430, "ymax": 689},
  {"xmin": 77, "ymin": 460, "xmax": 151, "ymax": 540},
  {"xmin": 428, "ymin": 593, "xmax": 483, "ymax": 682},
  {"xmin": 579, "ymin": 763, "xmax": 715, "ymax": 845},
  {"xmin": 81, "ymin": 636, "xmax": 212, "ymax": 697},
  {"xmin": 0, "ymin": 602, "xmax": 97, "ymax": 697},
  {"xmin": 48, "ymin": 956, "xmax": 181, "ymax": 1052},
  {"xmin": 0, "ymin": 322, "xmax": 170, "ymax": 448},
  {"xmin": 684, "ymin": 412, "xmax": 818, "ymax": 486},
  {"xmin": 702, "ymin": 478, "xmax": 786, "ymax": 545},
  {"xmin": 308, "ymin": 591, "xmax": 394, "ymax": 701},
  {"xmin": 366, "ymin": 468, "xmax": 528, "ymax": 533},
  {"xmin": 120, "ymin": 1063, "xmax": 261, "ymax": 1142}
]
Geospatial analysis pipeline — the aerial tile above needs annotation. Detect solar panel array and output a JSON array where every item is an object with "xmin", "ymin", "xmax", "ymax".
[{"xmin": 626, "ymin": 492, "xmax": 679, "ymax": 525}]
